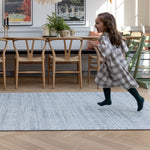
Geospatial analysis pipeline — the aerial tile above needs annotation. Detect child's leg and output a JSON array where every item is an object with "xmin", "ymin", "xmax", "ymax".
[
  {"xmin": 127, "ymin": 88, "xmax": 144, "ymax": 111},
  {"xmin": 97, "ymin": 88, "xmax": 112, "ymax": 106}
]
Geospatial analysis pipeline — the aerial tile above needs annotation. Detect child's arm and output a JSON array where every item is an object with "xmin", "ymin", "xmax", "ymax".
[
  {"xmin": 88, "ymin": 33, "xmax": 102, "ymax": 49},
  {"xmin": 88, "ymin": 40, "xmax": 99, "ymax": 48}
]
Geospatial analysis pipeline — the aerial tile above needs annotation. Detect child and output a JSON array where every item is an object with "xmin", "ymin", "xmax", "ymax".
[{"xmin": 93, "ymin": 12, "xmax": 144, "ymax": 111}]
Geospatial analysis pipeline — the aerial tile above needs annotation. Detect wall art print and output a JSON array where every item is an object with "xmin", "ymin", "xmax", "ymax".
[
  {"xmin": 55, "ymin": 0, "xmax": 85, "ymax": 25},
  {"xmin": 3, "ymin": 0, "xmax": 32, "ymax": 26}
]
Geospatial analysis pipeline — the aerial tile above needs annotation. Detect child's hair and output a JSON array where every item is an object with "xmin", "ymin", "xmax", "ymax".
[{"xmin": 97, "ymin": 12, "xmax": 122, "ymax": 47}]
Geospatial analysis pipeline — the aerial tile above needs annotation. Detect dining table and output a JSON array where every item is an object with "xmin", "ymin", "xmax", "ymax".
[{"xmin": 2, "ymin": 36, "xmax": 99, "ymax": 40}]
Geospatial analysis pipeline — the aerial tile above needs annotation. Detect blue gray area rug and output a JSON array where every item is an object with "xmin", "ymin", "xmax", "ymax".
[{"xmin": 0, "ymin": 92, "xmax": 149, "ymax": 130}]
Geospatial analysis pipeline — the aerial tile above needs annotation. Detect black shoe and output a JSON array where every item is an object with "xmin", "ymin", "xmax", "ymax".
[
  {"xmin": 127, "ymin": 88, "xmax": 144, "ymax": 111},
  {"xmin": 97, "ymin": 100, "xmax": 112, "ymax": 106},
  {"xmin": 137, "ymin": 97, "xmax": 144, "ymax": 111}
]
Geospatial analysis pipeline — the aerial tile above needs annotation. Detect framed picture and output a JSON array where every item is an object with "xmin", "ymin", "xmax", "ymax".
[
  {"xmin": 55, "ymin": 0, "xmax": 86, "ymax": 25},
  {"xmin": 2, "ymin": 0, "xmax": 33, "ymax": 26}
]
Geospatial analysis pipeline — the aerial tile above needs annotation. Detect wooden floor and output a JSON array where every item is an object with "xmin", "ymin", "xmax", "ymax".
[{"xmin": 0, "ymin": 76, "xmax": 150, "ymax": 150}]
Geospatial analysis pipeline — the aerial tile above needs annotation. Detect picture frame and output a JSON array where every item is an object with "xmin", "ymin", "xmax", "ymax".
[
  {"xmin": 2, "ymin": 0, "xmax": 33, "ymax": 26},
  {"xmin": 55, "ymin": 0, "xmax": 86, "ymax": 25}
]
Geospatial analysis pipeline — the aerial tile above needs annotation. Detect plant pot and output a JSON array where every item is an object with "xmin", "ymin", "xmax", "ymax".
[
  {"xmin": 49, "ymin": 28, "xmax": 57, "ymax": 36},
  {"xmin": 42, "ymin": 25, "xmax": 49, "ymax": 36},
  {"xmin": 59, "ymin": 30, "xmax": 70, "ymax": 37}
]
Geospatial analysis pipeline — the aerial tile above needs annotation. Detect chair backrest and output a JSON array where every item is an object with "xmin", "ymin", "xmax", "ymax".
[
  {"xmin": 48, "ymin": 37, "xmax": 83, "ymax": 60},
  {"xmin": 123, "ymin": 32, "xmax": 142, "ymax": 47},
  {"xmin": 139, "ymin": 35, "xmax": 150, "ymax": 50},
  {"xmin": 126, "ymin": 37, "xmax": 141, "ymax": 56},
  {"xmin": 0, "ymin": 38, "xmax": 8, "ymax": 58},
  {"xmin": 12, "ymin": 37, "xmax": 47, "ymax": 59}
]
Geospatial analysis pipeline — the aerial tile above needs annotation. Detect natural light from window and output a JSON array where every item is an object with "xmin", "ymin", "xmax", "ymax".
[
  {"xmin": 115, "ymin": 0, "xmax": 125, "ymax": 30},
  {"xmin": 135, "ymin": 0, "xmax": 138, "ymax": 26},
  {"xmin": 96, "ymin": 1, "xmax": 108, "ymax": 16}
]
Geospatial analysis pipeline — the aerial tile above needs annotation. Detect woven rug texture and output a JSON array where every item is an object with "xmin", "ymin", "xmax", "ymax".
[{"xmin": 0, "ymin": 92, "xmax": 149, "ymax": 130}]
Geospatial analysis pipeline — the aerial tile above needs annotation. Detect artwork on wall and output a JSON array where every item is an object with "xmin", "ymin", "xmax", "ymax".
[
  {"xmin": 2, "ymin": 0, "xmax": 33, "ymax": 26},
  {"xmin": 55, "ymin": 0, "xmax": 85, "ymax": 25}
]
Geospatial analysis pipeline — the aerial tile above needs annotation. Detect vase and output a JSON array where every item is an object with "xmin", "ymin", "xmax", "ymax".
[
  {"xmin": 70, "ymin": 29, "xmax": 75, "ymax": 37},
  {"xmin": 42, "ymin": 25, "xmax": 49, "ymax": 36},
  {"xmin": 49, "ymin": 28, "xmax": 57, "ymax": 36},
  {"xmin": 59, "ymin": 30, "xmax": 70, "ymax": 37}
]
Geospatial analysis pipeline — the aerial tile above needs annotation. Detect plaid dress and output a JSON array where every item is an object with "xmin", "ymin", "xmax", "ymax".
[{"xmin": 95, "ymin": 32, "xmax": 138, "ymax": 89}]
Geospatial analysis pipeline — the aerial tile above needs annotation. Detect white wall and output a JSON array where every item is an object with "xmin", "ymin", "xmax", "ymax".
[{"xmin": 86, "ymin": 0, "xmax": 107, "ymax": 29}]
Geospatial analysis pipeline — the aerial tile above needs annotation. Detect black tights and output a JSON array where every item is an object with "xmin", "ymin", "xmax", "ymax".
[
  {"xmin": 103, "ymin": 88, "xmax": 111, "ymax": 100},
  {"xmin": 97, "ymin": 88, "xmax": 144, "ymax": 111},
  {"xmin": 97, "ymin": 88, "xmax": 112, "ymax": 106}
]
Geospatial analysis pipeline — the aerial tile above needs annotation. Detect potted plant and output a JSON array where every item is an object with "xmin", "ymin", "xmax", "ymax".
[{"xmin": 46, "ymin": 12, "xmax": 71, "ymax": 37}]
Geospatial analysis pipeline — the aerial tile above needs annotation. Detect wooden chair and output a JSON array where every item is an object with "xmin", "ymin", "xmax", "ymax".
[
  {"xmin": 0, "ymin": 38, "xmax": 8, "ymax": 90},
  {"xmin": 12, "ymin": 37, "xmax": 47, "ymax": 89},
  {"xmin": 133, "ymin": 35, "xmax": 150, "ymax": 89},
  {"xmin": 125, "ymin": 31, "xmax": 142, "ymax": 47},
  {"xmin": 88, "ymin": 47, "xmax": 103, "ymax": 88},
  {"xmin": 125, "ymin": 37, "xmax": 142, "ymax": 73},
  {"xmin": 47, "ymin": 37, "xmax": 83, "ymax": 89}
]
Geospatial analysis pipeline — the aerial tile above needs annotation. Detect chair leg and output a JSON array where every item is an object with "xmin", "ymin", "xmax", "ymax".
[
  {"xmin": 79, "ymin": 61, "xmax": 83, "ymax": 89},
  {"xmin": 15, "ymin": 60, "xmax": 19, "ymax": 89},
  {"xmin": 14, "ymin": 59, "xmax": 16, "ymax": 84},
  {"xmin": 77, "ymin": 62, "xmax": 79, "ymax": 84},
  {"xmin": 48, "ymin": 57, "xmax": 51, "ymax": 84},
  {"xmin": 88, "ymin": 56, "xmax": 91, "ymax": 84},
  {"xmin": 3, "ymin": 59, "xmax": 6, "ymax": 90},
  {"xmin": 97, "ymin": 85, "xmax": 99, "ymax": 89},
  {"xmin": 52, "ymin": 61, "xmax": 55, "ymax": 89},
  {"xmin": 42, "ymin": 59, "xmax": 45, "ymax": 89},
  {"xmin": 97, "ymin": 60, "xmax": 100, "ymax": 89}
]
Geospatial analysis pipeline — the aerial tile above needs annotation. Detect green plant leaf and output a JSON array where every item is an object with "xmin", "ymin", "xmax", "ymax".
[{"xmin": 45, "ymin": 12, "xmax": 71, "ymax": 32}]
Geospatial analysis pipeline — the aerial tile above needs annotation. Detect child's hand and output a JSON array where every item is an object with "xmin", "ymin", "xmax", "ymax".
[{"xmin": 88, "ymin": 41, "xmax": 99, "ymax": 48}]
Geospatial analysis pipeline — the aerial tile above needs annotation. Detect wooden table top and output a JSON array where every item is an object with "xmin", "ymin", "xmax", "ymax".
[
  {"xmin": 3, "ymin": 37, "xmax": 46, "ymax": 40},
  {"xmin": 2, "ymin": 36, "xmax": 142, "ymax": 42},
  {"xmin": 1, "ymin": 36, "xmax": 99, "ymax": 41}
]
